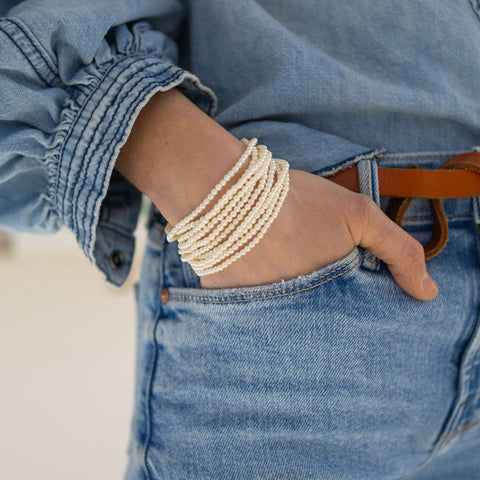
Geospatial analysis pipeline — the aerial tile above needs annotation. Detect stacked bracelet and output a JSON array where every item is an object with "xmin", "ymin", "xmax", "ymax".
[{"xmin": 165, "ymin": 138, "xmax": 290, "ymax": 276}]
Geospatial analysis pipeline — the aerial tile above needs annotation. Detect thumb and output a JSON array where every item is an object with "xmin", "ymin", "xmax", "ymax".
[{"xmin": 348, "ymin": 194, "xmax": 438, "ymax": 301}]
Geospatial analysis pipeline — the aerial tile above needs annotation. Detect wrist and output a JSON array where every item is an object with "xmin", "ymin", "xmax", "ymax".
[{"xmin": 115, "ymin": 87, "xmax": 246, "ymax": 225}]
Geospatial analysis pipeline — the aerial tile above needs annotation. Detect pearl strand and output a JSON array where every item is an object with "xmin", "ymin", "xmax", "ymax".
[
  {"xmin": 192, "ymin": 159, "xmax": 289, "ymax": 275},
  {"xmin": 178, "ymin": 164, "xmax": 271, "ymax": 256},
  {"xmin": 186, "ymin": 158, "xmax": 289, "ymax": 274},
  {"xmin": 176, "ymin": 151, "xmax": 289, "ymax": 273},
  {"xmin": 180, "ymin": 157, "xmax": 276, "ymax": 263},
  {"xmin": 165, "ymin": 138, "xmax": 290, "ymax": 277},
  {"xmin": 168, "ymin": 140, "xmax": 268, "ymax": 243},
  {"xmin": 176, "ymin": 144, "xmax": 271, "ymax": 249},
  {"xmin": 182, "ymin": 154, "xmax": 277, "ymax": 265},
  {"xmin": 166, "ymin": 137, "xmax": 257, "ymax": 241},
  {"xmin": 177, "ymin": 144, "xmax": 273, "ymax": 254}
]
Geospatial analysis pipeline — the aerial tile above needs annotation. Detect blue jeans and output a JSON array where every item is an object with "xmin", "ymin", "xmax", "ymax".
[{"xmin": 126, "ymin": 150, "xmax": 480, "ymax": 480}]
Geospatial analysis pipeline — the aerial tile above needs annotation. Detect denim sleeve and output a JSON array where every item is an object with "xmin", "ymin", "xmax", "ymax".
[{"xmin": 0, "ymin": 0, "xmax": 217, "ymax": 287}]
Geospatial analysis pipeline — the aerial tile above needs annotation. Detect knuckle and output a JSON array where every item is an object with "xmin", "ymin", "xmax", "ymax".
[
  {"xmin": 344, "ymin": 194, "xmax": 380, "ymax": 244},
  {"xmin": 354, "ymin": 194, "xmax": 378, "ymax": 217},
  {"xmin": 350, "ymin": 194, "xmax": 379, "ymax": 229},
  {"xmin": 400, "ymin": 237, "xmax": 425, "ymax": 266}
]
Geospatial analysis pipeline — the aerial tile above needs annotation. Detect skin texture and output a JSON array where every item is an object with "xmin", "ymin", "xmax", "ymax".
[{"xmin": 115, "ymin": 88, "xmax": 438, "ymax": 301}]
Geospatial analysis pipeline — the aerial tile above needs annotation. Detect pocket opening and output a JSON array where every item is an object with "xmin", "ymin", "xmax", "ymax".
[{"xmin": 166, "ymin": 247, "xmax": 362, "ymax": 304}]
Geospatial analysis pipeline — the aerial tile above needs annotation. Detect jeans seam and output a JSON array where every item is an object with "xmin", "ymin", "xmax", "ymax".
[
  {"xmin": 4, "ymin": 18, "xmax": 58, "ymax": 78},
  {"xmin": 0, "ymin": 24, "xmax": 51, "ymax": 86},
  {"xmin": 358, "ymin": 159, "xmax": 381, "ymax": 270},
  {"xmin": 377, "ymin": 153, "xmax": 455, "ymax": 162},
  {"xmin": 168, "ymin": 253, "xmax": 361, "ymax": 304},
  {"xmin": 438, "ymin": 418, "xmax": 480, "ymax": 442},
  {"xmin": 404, "ymin": 213, "xmax": 473, "ymax": 220},
  {"xmin": 141, "ymin": 248, "xmax": 167, "ymax": 480}
]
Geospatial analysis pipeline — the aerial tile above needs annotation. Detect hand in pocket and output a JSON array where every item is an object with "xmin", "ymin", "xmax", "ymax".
[{"xmin": 200, "ymin": 168, "xmax": 438, "ymax": 301}]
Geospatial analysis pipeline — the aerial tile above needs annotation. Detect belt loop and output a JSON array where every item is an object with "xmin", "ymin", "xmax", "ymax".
[
  {"xmin": 357, "ymin": 156, "xmax": 382, "ymax": 271},
  {"xmin": 471, "ymin": 144, "xmax": 480, "ymax": 226},
  {"xmin": 472, "ymin": 196, "xmax": 480, "ymax": 226}
]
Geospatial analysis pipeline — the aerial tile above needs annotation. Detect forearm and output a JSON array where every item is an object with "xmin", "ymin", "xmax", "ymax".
[{"xmin": 115, "ymin": 88, "xmax": 246, "ymax": 225}]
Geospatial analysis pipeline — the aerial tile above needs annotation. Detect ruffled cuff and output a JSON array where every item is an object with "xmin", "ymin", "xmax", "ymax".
[{"xmin": 53, "ymin": 54, "xmax": 217, "ymax": 286}]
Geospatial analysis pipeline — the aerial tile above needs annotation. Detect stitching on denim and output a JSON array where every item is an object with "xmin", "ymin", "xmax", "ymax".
[
  {"xmin": 86, "ymin": 70, "xmax": 216, "ymax": 265},
  {"xmin": 171, "ymin": 252, "xmax": 360, "ymax": 299},
  {"xmin": 81, "ymin": 70, "xmax": 183, "ymax": 252},
  {"xmin": 313, "ymin": 148, "xmax": 385, "ymax": 177},
  {"xmin": 357, "ymin": 160, "xmax": 380, "ymax": 271},
  {"xmin": 78, "ymin": 68, "xmax": 181, "ymax": 243},
  {"xmin": 169, "ymin": 254, "xmax": 361, "ymax": 304},
  {"xmin": 402, "ymin": 213, "xmax": 473, "ymax": 222},
  {"xmin": 377, "ymin": 154, "xmax": 453, "ymax": 163},
  {"xmin": 0, "ymin": 22, "xmax": 53, "ymax": 87},
  {"xmin": 83, "ymin": 77, "xmax": 186, "ymax": 264},
  {"xmin": 446, "ymin": 213, "xmax": 473, "ymax": 218},
  {"xmin": 56, "ymin": 55, "xmax": 147, "ymax": 209},
  {"xmin": 5, "ymin": 18, "xmax": 57, "ymax": 78},
  {"xmin": 171, "ymin": 260, "xmax": 359, "ymax": 304},
  {"xmin": 142, "ymin": 239, "xmax": 168, "ymax": 480},
  {"xmin": 71, "ymin": 63, "xmax": 174, "ymax": 235},
  {"xmin": 81, "ymin": 71, "xmax": 181, "ymax": 250},
  {"xmin": 62, "ymin": 59, "xmax": 160, "ymax": 222},
  {"xmin": 68, "ymin": 61, "xmax": 173, "ymax": 238},
  {"xmin": 367, "ymin": 161, "xmax": 373, "ymax": 199},
  {"xmin": 142, "ymin": 314, "xmax": 161, "ymax": 480},
  {"xmin": 438, "ymin": 418, "xmax": 480, "ymax": 442}
]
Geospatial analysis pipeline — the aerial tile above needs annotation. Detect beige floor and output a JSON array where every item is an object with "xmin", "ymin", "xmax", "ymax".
[{"xmin": 0, "ymin": 228, "xmax": 146, "ymax": 480}]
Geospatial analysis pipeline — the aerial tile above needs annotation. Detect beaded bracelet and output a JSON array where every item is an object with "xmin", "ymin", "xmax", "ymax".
[
  {"xmin": 177, "ymin": 144, "xmax": 272, "ymax": 253},
  {"xmin": 175, "ymin": 142, "xmax": 270, "ymax": 249},
  {"xmin": 181, "ymin": 151, "xmax": 282, "ymax": 264},
  {"xmin": 165, "ymin": 138, "xmax": 290, "ymax": 276},
  {"xmin": 166, "ymin": 138, "xmax": 259, "ymax": 240},
  {"xmin": 192, "ymin": 159, "xmax": 289, "ymax": 276}
]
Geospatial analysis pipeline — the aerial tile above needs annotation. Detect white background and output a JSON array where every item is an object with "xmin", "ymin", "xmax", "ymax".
[{"xmin": 0, "ymin": 226, "xmax": 146, "ymax": 480}]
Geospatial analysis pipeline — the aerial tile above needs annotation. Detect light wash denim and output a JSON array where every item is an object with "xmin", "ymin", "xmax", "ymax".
[
  {"xmin": 2, "ymin": 0, "xmax": 480, "ymax": 478},
  {"xmin": 3, "ymin": 0, "xmax": 480, "ymax": 284},
  {"xmin": 132, "ymin": 152, "xmax": 480, "ymax": 479}
]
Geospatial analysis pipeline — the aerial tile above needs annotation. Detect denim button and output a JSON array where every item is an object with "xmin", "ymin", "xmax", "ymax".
[{"xmin": 109, "ymin": 250, "xmax": 125, "ymax": 268}]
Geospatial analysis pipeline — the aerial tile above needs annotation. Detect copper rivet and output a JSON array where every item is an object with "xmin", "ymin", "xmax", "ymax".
[{"xmin": 160, "ymin": 288, "xmax": 170, "ymax": 303}]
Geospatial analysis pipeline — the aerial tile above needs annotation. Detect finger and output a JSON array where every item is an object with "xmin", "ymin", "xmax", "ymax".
[{"xmin": 348, "ymin": 194, "xmax": 438, "ymax": 301}]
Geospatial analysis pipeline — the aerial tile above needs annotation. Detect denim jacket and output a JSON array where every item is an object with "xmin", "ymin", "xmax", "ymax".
[{"xmin": 2, "ymin": 0, "xmax": 480, "ymax": 286}]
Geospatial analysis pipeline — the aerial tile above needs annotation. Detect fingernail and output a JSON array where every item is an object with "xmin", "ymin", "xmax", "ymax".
[{"xmin": 421, "ymin": 272, "xmax": 438, "ymax": 294}]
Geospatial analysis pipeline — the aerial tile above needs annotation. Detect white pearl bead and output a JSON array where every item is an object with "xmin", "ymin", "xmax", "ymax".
[{"xmin": 170, "ymin": 140, "xmax": 291, "ymax": 276}]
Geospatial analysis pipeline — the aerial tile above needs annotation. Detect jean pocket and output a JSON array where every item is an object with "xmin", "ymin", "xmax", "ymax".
[
  {"xmin": 146, "ymin": 238, "xmax": 456, "ymax": 478},
  {"xmin": 166, "ymin": 246, "xmax": 362, "ymax": 305}
]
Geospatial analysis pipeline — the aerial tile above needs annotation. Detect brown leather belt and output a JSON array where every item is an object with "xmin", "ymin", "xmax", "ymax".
[
  {"xmin": 327, "ymin": 152, "xmax": 480, "ymax": 198},
  {"xmin": 325, "ymin": 151, "xmax": 480, "ymax": 259}
]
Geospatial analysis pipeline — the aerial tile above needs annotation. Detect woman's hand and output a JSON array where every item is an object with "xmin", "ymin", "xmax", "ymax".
[
  {"xmin": 113, "ymin": 88, "xmax": 436, "ymax": 300},
  {"xmin": 200, "ymin": 168, "xmax": 438, "ymax": 301}
]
